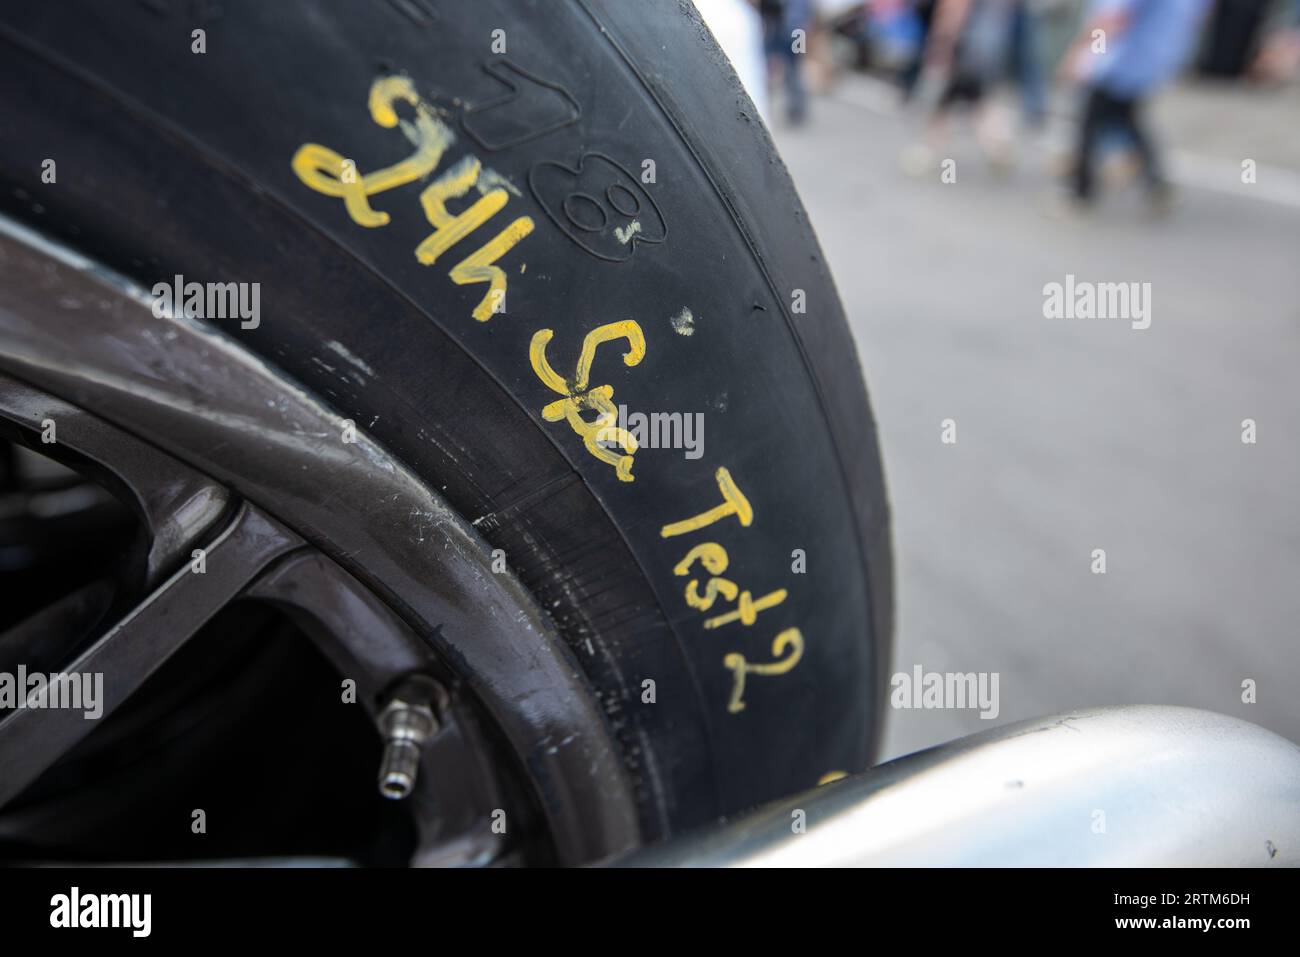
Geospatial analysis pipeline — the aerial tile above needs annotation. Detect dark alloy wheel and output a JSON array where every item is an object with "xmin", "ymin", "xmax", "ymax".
[{"xmin": 0, "ymin": 0, "xmax": 893, "ymax": 865}]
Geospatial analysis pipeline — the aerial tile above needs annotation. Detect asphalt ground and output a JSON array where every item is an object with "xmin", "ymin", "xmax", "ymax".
[{"xmin": 771, "ymin": 74, "xmax": 1300, "ymax": 759}]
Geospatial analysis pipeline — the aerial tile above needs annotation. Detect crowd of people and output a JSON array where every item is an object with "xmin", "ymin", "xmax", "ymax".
[
  {"xmin": 896, "ymin": 0, "xmax": 1246, "ymax": 212},
  {"xmin": 693, "ymin": 0, "xmax": 1300, "ymax": 212}
]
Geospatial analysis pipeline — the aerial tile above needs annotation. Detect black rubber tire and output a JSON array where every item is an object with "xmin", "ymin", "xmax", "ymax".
[{"xmin": 0, "ymin": 0, "xmax": 891, "ymax": 845}]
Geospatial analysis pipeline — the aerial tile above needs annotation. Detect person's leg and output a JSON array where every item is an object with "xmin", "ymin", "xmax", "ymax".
[
  {"xmin": 901, "ymin": 0, "xmax": 937, "ymax": 100},
  {"xmin": 762, "ymin": 16, "xmax": 783, "ymax": 99},
  {"xmin": 925, "ymin": 76, "xmax": 969, "ymax": 147},
  {"xmin": 899, "ymin": 74, "xmax": 959, "ymax": 176},
  {"xmin": 1015, "ymin": 6, "xmax": 1047, "ymax": 128},
  {"xmin": 1117, "ymin": 94, "xmax": 1167, "ymax": 191},
  {"xmin": 1072, "ymin": 87, "xmax": 1115, "ymax": 201},
  {"xmin": 782, "ymin": 30, "xmax": 807, "ymax": 123},
  {"xmin": 973, "ymin": 91, "xmax": 1016, "ymax": 171}
]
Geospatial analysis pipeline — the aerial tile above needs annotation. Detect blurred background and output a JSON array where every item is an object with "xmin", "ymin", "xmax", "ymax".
[{"xmin": 696, "ymin": 0, "xmax": 1300, "ymax": 759}]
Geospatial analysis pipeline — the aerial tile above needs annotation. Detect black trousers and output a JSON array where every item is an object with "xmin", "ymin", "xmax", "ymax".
[{"xmin": 1072, "ymin": 86, "xmax": 1165, "ymax": 200}]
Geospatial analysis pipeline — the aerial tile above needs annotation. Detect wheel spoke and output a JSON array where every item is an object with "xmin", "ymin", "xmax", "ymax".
[
  {"xmin": 0, "ymin": 503, "xmax": 301, "ymax": 808},
  {"xmin": 0, "ymin": 371, "xmax": 230, "ymax": 588},
  {"xmin": 0, "ymin": 580, "xmax": 115, "ymax": 676}
]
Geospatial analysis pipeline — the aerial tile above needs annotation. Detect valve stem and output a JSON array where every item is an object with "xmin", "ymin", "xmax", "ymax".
[{"xmin": 376, "ymin": 676, "xmax": 441, "ymax": 800}]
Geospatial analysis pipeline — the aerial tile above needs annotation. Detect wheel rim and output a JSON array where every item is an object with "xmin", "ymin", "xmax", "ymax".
[{"xmin": 0, "ymin": 213, "xmax": 640, "ymax": 865}]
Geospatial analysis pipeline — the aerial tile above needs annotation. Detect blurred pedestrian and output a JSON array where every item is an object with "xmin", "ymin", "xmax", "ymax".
[
  {"xmin": 762, "ymin": 0, "xmax": 813, "ymax": 124},
  {"xmin": 1249, "ymin": 0, "xmax": 1300, "ymax": 84},
  {"xmin": 899, "ymin": 0, "xmax": 941, "ymax": 100},
  {"xmin": 1009, "ymin": 0, "xmax": 1047, "ymax": 129},
  {"xmin": 1058, "ymin": 0, "xmax": 1211, "ymax": 211},
  {"xmin": 900, "ymin": 0, "xmax": 1018, "ymax": 173},
  {"xmin": 1199, "ymin": 0, "xmax": 1271, "ymax": 77}
]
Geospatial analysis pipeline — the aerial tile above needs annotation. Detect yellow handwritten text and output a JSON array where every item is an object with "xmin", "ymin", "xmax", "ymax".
[
  {"xmin": 529, "ymin": 321, "xmax": 646, "ymax": 480},
  {"xmin": 724, "ymin": 629, "xmax": 805, "ymax": 713}
]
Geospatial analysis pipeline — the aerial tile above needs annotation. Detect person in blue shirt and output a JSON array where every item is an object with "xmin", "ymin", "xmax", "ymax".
[{"xmin": 1060, "ymin": 0, "xmax": 1211, "ymax": 207}]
